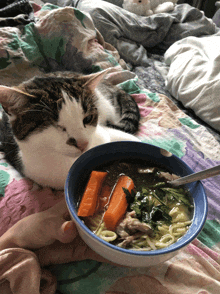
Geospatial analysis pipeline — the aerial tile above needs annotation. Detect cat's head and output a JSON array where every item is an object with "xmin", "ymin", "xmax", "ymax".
[{"xmin": 0, "ymin": 70, "xmax": 109, "ymax": 156}]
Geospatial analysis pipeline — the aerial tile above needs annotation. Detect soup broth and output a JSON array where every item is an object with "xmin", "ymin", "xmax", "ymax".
[{"xmin": 78, "ymin": 161, "xmax": 193, "ymax": 251}]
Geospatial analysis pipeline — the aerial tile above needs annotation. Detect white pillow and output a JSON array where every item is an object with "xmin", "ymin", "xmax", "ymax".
[{"xmin": 165, "ymin": 34, "xmax": 220, "ymax": 132}]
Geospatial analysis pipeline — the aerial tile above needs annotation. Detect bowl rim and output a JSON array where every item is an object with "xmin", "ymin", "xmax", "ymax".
[{"xmin": 65, "ymin": 141, "xmax": 208, "ymax": 256}]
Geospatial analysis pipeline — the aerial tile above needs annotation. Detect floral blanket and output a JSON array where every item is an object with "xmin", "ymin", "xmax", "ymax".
[{"xmin": 0, "ymin": 3, "xmax": 220, "ymax": 294}]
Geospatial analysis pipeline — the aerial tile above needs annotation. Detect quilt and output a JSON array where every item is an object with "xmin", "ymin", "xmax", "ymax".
[{"xmin": 0, "ymin": 2, "xmax": 220, "ymax": 294}]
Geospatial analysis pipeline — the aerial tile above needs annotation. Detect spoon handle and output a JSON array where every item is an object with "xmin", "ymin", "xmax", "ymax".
[{"xmin": 169, "ymin": 164, "xmax": 220, "ymax": 186}]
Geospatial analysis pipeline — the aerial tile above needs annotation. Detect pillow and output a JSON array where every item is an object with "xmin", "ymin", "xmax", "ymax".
[{"xmin": 165, "ymin": 33, "xmax": 220, "ymax": 132}]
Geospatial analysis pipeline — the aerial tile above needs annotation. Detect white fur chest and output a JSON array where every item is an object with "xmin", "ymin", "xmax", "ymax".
[{"xmin": 16, "ymin": 128, "xmax": 77, "ymax": 189}]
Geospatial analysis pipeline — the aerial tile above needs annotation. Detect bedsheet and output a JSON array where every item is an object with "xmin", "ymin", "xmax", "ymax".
[{"xmin": 0, "ymin": 3, "xmax": 220, "ymax": 294}]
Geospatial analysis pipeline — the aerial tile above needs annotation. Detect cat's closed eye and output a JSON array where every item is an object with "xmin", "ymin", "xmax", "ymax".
[{"xmin": 83, "ymin": 115, "xmax": 94, "ymax": 126}]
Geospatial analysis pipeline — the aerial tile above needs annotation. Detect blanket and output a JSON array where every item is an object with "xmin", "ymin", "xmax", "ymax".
[
  {"xmin": 42, "ymin": 0, "xmax": 218, "ymax": 65},
  {"xmin": 76, "ymin": 0, "xmax": 218, "ymax": 64},
  {"xmin": 0, "ymin": 2, "xmax": 220, "ymax": 294}
]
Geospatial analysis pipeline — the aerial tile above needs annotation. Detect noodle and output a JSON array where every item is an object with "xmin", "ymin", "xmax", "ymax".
[
  {"xmin": 155, "ymin": 234, "xmax": 175, "ymax": 248},
  {"xmin": 87, "ymin": 205, "xmax": 192, "ymax": 249},
  {"xmin": 99, "ymin": 230, "xmax": 117, "ymax": 242},
  {"xmin": 86, "ymin": 213, "xmax": 117, "ymax": 242},
  {"xmin": 169, "ymin": 221, "xmax": 192, "ymax": 237}
]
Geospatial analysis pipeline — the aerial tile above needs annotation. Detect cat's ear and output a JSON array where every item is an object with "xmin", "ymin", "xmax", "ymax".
[
  {"xmin": 82, "ymin": 68, "xmax": 115, "ymax": 91},
  {"xmin": 0, "ymin": 85, "xmax": 34, "ymax": 115}
]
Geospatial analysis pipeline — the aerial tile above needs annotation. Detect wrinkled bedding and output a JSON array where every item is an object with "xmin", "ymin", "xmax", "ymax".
[
  {"xmin": 0, "ymin": 1, "xmax": 220, "ymax": 294},
  {"xmin": 164, "ymin": 33, "xmax": 220, "ymax": 133},
  {"xmin": 57, "ymin": 0, "xmax": 218, "ymax": 65}
]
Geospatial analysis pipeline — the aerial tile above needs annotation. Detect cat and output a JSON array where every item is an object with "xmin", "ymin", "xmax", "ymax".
[
  {"xmin": 0, "ymin": 69, "xmax": 140, "ymax": 189},
  {"xmin": 122, "ymin": 0, "xmax": 177, "ymax": 16}
]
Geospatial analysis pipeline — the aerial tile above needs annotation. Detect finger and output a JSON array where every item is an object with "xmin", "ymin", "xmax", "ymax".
[
  {"xmin": 56, "ymin": 221, "xmax": 78, "ymax": 243},
  {"xmin": 36, "ymin": 241, "xmax": 78, "ymax": 266},
  {"xmin": 48, "ymin": 199, "xmax": 73, "ymax": 224},
  {"xmin": 36, "ymin": 237, "xmax": 115, "ymax": 267},
  {"xmin": 37, "ymin": 208, "xmax": 74, "ymax": 244}
]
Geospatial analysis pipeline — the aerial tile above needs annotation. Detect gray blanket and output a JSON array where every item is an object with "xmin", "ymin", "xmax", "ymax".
[{"xmin": 44, "ymin": 0, "xmax": 218, "ymax": 66}]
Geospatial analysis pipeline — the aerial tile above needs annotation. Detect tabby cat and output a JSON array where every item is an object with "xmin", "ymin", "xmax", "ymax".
[{"xmin": 0, "ymin": 69, "xmax": 140, "ymax": 189}]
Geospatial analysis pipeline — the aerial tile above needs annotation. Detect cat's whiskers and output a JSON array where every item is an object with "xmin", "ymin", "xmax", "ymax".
[
  {"xmin": 1, "ymin": 148, "xmax": 17, "ymax": 156},
  {"xmin": 20, "ymin": 109, "xmax": 43, "ymax": 115},
  {"xmin": 20, "ymin": 106, "xmax": 56, "ymax": 117}
]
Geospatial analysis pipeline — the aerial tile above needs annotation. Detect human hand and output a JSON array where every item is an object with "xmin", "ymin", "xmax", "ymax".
[
  {"xmin": 0, "ymin": 199, "xmax": 77, "ymax": 250},
  {"xmin": 35, "ymin": 232, "xmax": 109, "ymax": 266},
  {"xmin": 0, "ymin": 199, "xmax": 109, "ymax": 265}
]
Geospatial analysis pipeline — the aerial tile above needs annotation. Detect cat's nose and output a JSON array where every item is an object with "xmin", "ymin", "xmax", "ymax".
[
  {"xmin": 77, "ymin": 141, "xmax": 88, "ymax": 152},
  {"xmin": 66, "ymin": 137, "xmax": 77, "ymax": 146},
  {"xmin": 66, "ymin": 137, "xmax": 88, "ymax": 152}
]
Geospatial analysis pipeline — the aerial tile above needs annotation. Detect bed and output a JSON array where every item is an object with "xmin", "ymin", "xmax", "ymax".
[{"xmin": 0, "ymin": 0, "xmax": 220, "ymax": 293}]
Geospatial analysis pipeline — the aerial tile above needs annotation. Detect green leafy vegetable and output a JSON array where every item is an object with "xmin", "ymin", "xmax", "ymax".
[
  {"xmin": 151, "ymin": 182, "xmax": 166, "ymax": 188},
  {"xmin": 150, "ymin": 205, "xmax": 172, "ymax": 225},
  {"xmin": 130, "ymin": 201, "xmax": 142, "ymax": 218},
  {"xmin": 120, "ymin": 169, "xmax": 192, "ymax": 232},
  {"xmin": 122, "ymin": 187, "xmax": 136, "ymax": 205},
  {"xmin": 161, "ymin": 187, "xmax": 192, "ymax": 207},
  {"xmin": 127, "ymin": 187, "xmax": 173, "ymax": 230},
  {"xmin": 142, "ymin": 188, "xmax": 167, "ymax": 207}
]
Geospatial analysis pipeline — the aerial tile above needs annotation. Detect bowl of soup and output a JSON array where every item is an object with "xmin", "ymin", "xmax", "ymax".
[{"xmin": 65, "ymin": 141, "xmax": 208, "ymax": 267}]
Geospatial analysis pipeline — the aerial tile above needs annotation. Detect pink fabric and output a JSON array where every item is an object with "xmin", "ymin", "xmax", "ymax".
[
  {"xmin": 0, "ymin": 248, "xmax": 56, "ymax": 294},
  {"xmin": 0, "ymin": 179, "xmax": 64, "ymax": 237},
  {"xmin": 31, "ymin": 2, "xmax": 42, "ymax": 13}
]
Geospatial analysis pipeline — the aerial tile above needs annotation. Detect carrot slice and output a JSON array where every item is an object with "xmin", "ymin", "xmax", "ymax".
[
  {"xmin": 78, "ymin": 171, "xmax": 108, "ymax": 217},
  {"xmin": 104, "ymin": 175, "xmax": 135, "ymax": 231}
]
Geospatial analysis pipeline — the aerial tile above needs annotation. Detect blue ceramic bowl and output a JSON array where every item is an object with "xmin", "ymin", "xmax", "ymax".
[{"xmin": 65, "ymin": 142, "xmax": 208, "ymax": 267}]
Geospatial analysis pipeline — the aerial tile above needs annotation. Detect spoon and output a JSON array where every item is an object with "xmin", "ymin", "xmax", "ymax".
[{"xmin": 169, "ymin": 164, "xmax": 220, "ymax": 186}]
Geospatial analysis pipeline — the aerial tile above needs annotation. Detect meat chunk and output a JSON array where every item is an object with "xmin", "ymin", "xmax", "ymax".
[
  {"xmin": 116, "ymin": 211, "xmax": 152, "ymax": 240},
  {"xmin": 158, "ymin": 172, "xmax": 180, "ymax": 181},
  {"xmin": 117, "ymin": 232, "xmax": 144, "ymax": 248},
  {"xmin": 127, "ymin": 218, "xmax": 152, "ymax": 234}
]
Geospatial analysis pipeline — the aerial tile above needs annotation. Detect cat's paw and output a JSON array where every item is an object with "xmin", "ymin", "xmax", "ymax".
[{"xmin": 106, "ymin": 127, "xmax": 141, "ymax": 142}]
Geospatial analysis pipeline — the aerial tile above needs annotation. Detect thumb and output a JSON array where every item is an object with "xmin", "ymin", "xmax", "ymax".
[{"xmin": 56, "ymin": 221, "xmax": 78, "ymax": 243}]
